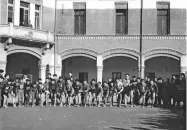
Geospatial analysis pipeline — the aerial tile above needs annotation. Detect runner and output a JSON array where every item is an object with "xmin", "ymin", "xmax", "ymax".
[
  {"xmin": 73, "ymin": 79, "xmax": 82, "ymax": 107},
  {"xmin": 24, "ymin": 79, "xmax": 31, "ymax": 107},
  {"xmin": 109, "ymin": 81, "xmax": 117, "ymax": 107},
  {"xmin": 95, "ymin": 82, "xmax": 103, "ymax": 107}
]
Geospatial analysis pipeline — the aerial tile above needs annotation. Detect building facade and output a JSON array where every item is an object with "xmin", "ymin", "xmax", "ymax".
[{"xmin": 0, "ymin": 0, "xmax": 186, "ymax": 82}]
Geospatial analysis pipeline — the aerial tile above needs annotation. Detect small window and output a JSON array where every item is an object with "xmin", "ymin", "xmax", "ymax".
[
  {"xmin": 116, "ymin": 9, "xmax": 128, "ymax": 34},
  {"xmin": 112, "ymin": 72, "xmax": 121, "ymax": 81},
  {"xmin": 157, "ymin": 2, "xmax": 170, "ymax": 35},
  {"xmin": 74, "ymin": 9, "xmax": 86, "ymax": 34},
  {"xmin": 8, "ymin": 0, "xmax": 13, "ymax": 4},
  {"xmin": 8, "ymin": 0, "xmax": 14, "ymax": 23}
]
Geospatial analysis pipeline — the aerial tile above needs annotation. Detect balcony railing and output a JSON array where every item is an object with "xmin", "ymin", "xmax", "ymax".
[{"xmin": 0, "ymin": 23, "xmax": 54, "ymax": 44}]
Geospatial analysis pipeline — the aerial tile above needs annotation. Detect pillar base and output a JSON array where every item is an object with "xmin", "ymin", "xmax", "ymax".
[
  {"xmin": 97, "ymin": 66, "xmax": 103, "ymax": 83},
  {"xmin": 138, "ymin": 66, "xmax": 145, "ymax": 79}
]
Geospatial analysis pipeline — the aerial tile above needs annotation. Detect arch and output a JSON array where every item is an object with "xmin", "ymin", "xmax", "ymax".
[
  {"xmin": 60, "ymin": 48, "xmax": 99, "ymax": 60},
  {"xmin": 101, "ymin": 48, "xmax": 140, "ymax": 61},
  {"xmin": 7, "ymin": 46, "xmax": 42, "ymax": 59},
  {"xmin": 143, "ymin": 48, "xmax": 184, "ymax": 61}
]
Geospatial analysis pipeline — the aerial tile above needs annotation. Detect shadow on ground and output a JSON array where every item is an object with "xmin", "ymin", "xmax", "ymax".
[{"xmin": 131, "ymin": 107, "xmax": 186, "ymax": 130}]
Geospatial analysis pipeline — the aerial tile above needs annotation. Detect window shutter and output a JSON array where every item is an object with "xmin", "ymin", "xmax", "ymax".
[
  {"xmin": 116, "ymin": 15, "xmax": 121, "ymax": 34},
  {"xmin": 74, "ymin": 15, "xmax": 79, "ymax": 34}
]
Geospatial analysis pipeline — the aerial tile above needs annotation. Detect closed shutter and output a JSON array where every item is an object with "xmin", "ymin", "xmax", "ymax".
[
  {"xmin": 116, "ymin": 10, "xmax": 127, "ymax": 34},
  {"xmin": 74, "ymin": 10, "xmax": 86, "ymax": 34}
]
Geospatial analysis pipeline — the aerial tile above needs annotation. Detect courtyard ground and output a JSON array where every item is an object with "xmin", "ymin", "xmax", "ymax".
[{"xmin": 0, "ymin": 106, "xmax": 185, "ymax": 130}]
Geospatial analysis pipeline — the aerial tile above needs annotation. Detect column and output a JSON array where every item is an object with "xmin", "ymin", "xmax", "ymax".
[
  {"xmin": 55, "ymin": 65, "xmax": 62, "ymax": 77},
  {"xmin": 0, "ymin": 44, "xmax": 7, "ymax": 74},
  {"xmin": 30, "ymin": 3, "xmax": 35, "ymax": 28},
  {"xmin": 38, "ymin": 64, "xmax": 46, "ymax": 83},
  {"xmin": 97, "ymin": 55, "xmax": 103, "ymax": 83},
  {"xmin": 180, "ymin": 55, "xmax": 187, "ymax": 74},
  {"xmin": 138, "ymin": 56, "xmax": 145, "ymax": 79},
  {"xmin": 14, "ymin": 0, "xmax": 20, "ymax": 26}
]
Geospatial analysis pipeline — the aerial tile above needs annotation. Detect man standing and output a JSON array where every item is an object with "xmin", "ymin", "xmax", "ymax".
[
  {"xmin": 24, "ymin": 79, "xmax": 32, "ymax": 107},
  {"xmin": 0, "ymin": 69, "xmax": 4, "ymax": 107},
  {"xmin": 116, "ymin": 79, "xmax": 124, "ymax": 107},
  {"xmin": 148, "ymin": 80, "xmax": 158, "ymax": 108},
  {"xmin": 122, "ymin": 74, "xmax": 131, "ymax": 107}
]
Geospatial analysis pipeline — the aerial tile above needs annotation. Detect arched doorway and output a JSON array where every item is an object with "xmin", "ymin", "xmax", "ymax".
[
  {"xmin": 6, "ymin": 53, "xmax": 40, "ymax": 82},
  {"xmin": 103, "ymin": 56, "xmax": 138, "ymax": 81},
  {"xmin": 145, "ymin": 56, "xmax": 180, "ymax": 79},
  {"xmin": 62, "ymin": 56, "xmax": 97, "ymax": 82}
]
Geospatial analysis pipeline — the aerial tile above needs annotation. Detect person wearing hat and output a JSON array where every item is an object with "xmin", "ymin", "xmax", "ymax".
[
  {"xmin": 0, "ymin": 69, "xmax": 5, "ymax": 108},
  {"xmin": 24, "ymin": 79, "xmax": 31, "ymax": 107}
]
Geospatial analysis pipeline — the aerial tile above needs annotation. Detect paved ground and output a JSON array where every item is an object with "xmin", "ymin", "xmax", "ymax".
[{"xmin": 0, "ymin": 105, "xmax": 185, "ymax": 130}]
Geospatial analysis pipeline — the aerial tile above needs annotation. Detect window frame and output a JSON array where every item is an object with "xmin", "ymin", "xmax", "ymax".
[
  {"xmin": 112, "ymin": 72, "xmax": 122, "ymax": 81},
  {"xmin": 20, "ymin": 1, "xmax": 30, "ymax": 25},
  {"xmin": 157, "ymin": 2, "xmax": 170, "ymax": 35},
  {"xmin": 7, "ymin": 0, "xmax": 14, "ymax": 24},
  {"xmin": 74, "ymin": 9, "xmax": 86, "ymax": 35},
  {"xmin": 115, "ymin": 9, "xmax": 128, "ymax": 35},
  {"xmin": 35, "ymin": 4, "xmax": 41, "ymax": 29}
]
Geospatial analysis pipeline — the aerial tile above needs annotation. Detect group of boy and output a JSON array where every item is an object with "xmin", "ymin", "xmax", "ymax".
[{"xmin": 0, "ymin": 69, "xmax": 186, "ymax": 108}]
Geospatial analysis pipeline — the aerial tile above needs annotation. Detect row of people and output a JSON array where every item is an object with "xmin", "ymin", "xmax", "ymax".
[{"xmin": 0, "ymin": 70, "xmax": 186, "ymax": 108}]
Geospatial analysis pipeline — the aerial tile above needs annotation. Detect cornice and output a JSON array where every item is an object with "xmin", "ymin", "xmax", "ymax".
[{"xmin": 57, "ymin": 35, "xmax": 187, "ymax": 40}]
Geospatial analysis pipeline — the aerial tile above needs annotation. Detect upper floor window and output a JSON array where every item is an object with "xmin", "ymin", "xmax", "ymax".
[
  {"xmin": 157, "ymin": 2, "xmax": 170, "ymax": 35},
  {"xmin": 115, "ymin": 2, "xmax": 128, "ymax": 34},
  {"xmin": 73, "ymin": 2, "xmax": 86, "ymax": 35},
  {"xmin": 35, "ymin": 5, "xmax": 41, "ymax": 29},
  {"xmin": 8, "ymin": 0, "xmax": 14, "ymax": 23},
  {"xmin": 20, "ymin": 1, "xmax": 29, "ymax": 26}
]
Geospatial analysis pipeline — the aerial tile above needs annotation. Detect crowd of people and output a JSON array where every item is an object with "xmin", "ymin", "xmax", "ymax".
[{"xmin": 0, "ymin": 69, "xmax": 186, "ymax": 109}]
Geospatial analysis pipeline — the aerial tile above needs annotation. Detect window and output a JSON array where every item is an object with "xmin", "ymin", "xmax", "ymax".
[
  {"xmin": 157, "ymin": 2, "xmax": 170, "ymax": 35},
  {"xmin": 112, "ymin": 72, "xmax": 121, "ymax": 81},
  {"xmin": 8, "ymin": 0, "xmax": 14, "ymax": 23},
  {"xmin": 79, "ymin": 72, "xmax": 88, "ymax": 83},
  {"xmin": 74, "ymin": 10, "xmax": 86, "ymax": 34},
  {"xmin": 116, "ymin": 9, "xmax": 128, "ymax": 34},
  {"xmin": 20, "ymin": 1, "xmax": 29, "ymax": 25},
  {"xmin": 35, "ymin": 5, "xmax": 40, "ymax": 29}
]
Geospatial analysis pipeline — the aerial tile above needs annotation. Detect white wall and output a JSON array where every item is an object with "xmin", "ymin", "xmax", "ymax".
[
  {"xmin": 145, "ymin": 57, "xmax": 180, "ymax": 79},
  {"xmin": 103, "ymin": 57, "xmax": 138, "ymax": 81},
  {"xmin": 63, "ymin": 56, "xmax": 97, "ymax": 81}
]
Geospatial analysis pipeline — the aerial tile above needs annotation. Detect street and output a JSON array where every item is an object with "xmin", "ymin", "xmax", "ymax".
[{"xmin": 0, "ymin": 106, "xmax": 185, "ymax": 130}]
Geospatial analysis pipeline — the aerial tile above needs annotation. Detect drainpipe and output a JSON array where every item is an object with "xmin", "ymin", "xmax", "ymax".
[
  {"xmin": 53, "ymin": 0, "xmax": 57, "ymax": 74},
  {"xmin": 140, "ymin": 0, "xmax": 143, "ymax": 79}
]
